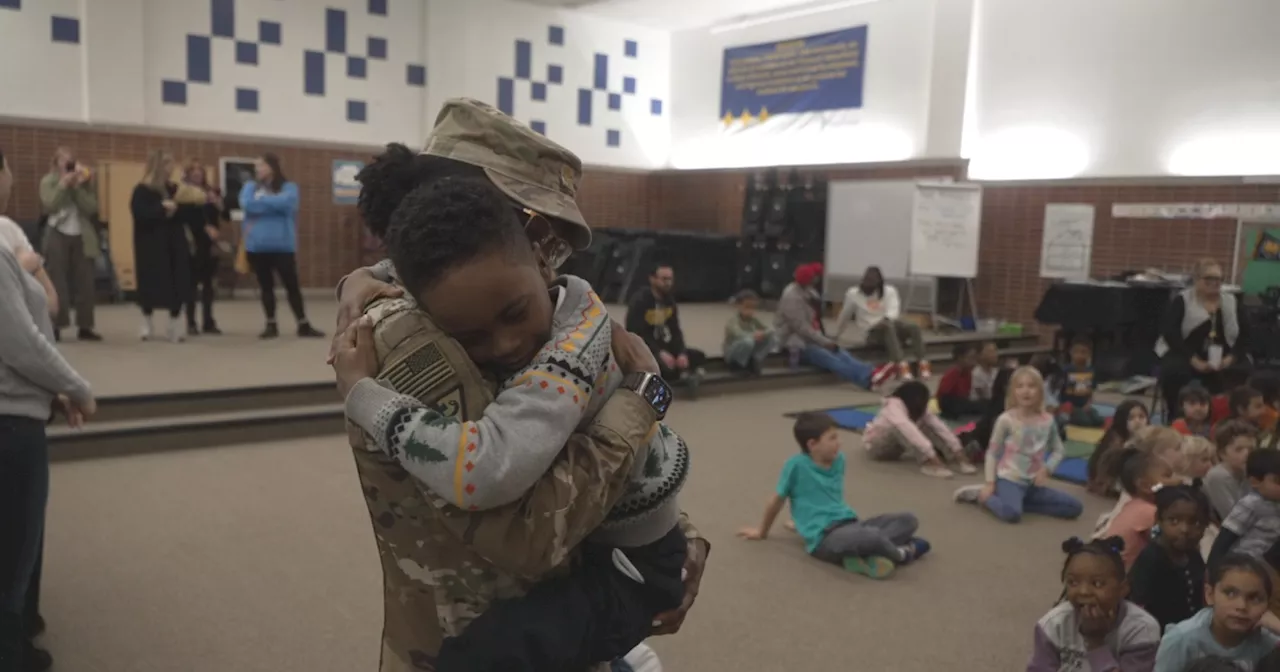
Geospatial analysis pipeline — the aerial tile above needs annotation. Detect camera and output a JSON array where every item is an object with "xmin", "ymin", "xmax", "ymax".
[{"xmin": 64, "ymin": 160, "xmax": 76, "ymax": 172}]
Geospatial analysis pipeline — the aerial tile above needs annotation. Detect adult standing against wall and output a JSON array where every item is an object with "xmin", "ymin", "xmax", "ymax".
[
  {"xmin": 833, "ymin": 265, "xmax": 931, "ymax": 380},
  {"xmin": 776, "ymin": 262, "xmax": 894, "ymax": 389},
  {"xmin": 39, "ymin": 147, "xmax": 101, "ymax": 342},
  {"xmin": 0, "ymin": 154, "xmax": 95, "ymax": 672},
  {"xmin": 130, "ymin": 150, "xmax": 192, "ymax": 343},
  {"xmin": 177, "ymin": 160, "xmax": 223, "ymax": 336},
  {"xmin": 1157, "ymin": 258, "xmax": 1252, "ymax": 419},
  {"xmin": 239, "ymin": 153, "xmax": 324, "ymax": 340}
]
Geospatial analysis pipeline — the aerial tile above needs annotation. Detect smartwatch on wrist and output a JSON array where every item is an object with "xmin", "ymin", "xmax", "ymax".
[{"xmin": 620, "ymin": 372, "xmax": 673, "ymax": 420}]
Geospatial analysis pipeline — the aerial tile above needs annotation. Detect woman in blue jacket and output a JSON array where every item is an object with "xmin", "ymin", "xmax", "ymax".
[{"xmin": 239, "ymin": 153, "xmax": 323, "ymax": 339}]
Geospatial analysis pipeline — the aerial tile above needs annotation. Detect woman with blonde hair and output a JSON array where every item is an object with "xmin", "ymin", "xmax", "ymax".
[
  {"xmin": 954, "ymin": 366, "xmax": 1084, "ymax": 523},
  {"xmin": 130, "ymin": 149, "xmax": 190, "ymax": 342},
  {"xmin": 1157, "ymin": 257, "xmax": 1252, "ymax": 419}
]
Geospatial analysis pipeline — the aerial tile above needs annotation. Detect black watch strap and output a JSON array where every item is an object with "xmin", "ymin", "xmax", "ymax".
[{"xmin": 621, "ymin": 371, "xmax": 673, "ymax": 420}]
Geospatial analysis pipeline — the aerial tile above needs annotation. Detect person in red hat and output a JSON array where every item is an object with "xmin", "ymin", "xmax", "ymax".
[{"xmin": 775, "ymin": 262, "xmax": 893, "ymax": 389}]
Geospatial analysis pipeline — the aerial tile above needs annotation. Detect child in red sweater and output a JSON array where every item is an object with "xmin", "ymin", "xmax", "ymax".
[{"xmin": 936, "ymin": 343, "xmax": 986, "ymax": 419}]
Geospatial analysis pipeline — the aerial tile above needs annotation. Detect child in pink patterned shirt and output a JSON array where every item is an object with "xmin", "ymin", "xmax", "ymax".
[
  {"xmin": 864, "ymin": 381, "xmax": 977, "ymax": 478},
  {"xmin": 954, "ymin": 366, "xmax": 1084, "ymax": 523}
]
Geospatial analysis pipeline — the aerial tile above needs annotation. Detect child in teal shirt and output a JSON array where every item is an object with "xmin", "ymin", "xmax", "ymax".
[{"xmin": 738, "ymin": 413, "xmax": 929, "ymax": 579}]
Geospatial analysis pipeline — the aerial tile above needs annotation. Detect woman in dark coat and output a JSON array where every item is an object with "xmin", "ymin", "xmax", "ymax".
[
  {"xmin": 176, "ymin": 160, "xmax": 223, "ymax": 335},
  {"xmin": 131, "ymin": 149, "xmax": 190, "ymax": 343}
]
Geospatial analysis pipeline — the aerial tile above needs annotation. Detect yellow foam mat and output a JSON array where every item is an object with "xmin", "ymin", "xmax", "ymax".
[{"xmin": 1066, "ymin": 426, "xmax": 1104, "ymax": 444}]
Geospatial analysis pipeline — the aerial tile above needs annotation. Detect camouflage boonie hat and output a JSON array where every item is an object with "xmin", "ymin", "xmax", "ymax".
[{"xmin": 422, "ymin": 98, "xmax": 591, "ymax": 250}]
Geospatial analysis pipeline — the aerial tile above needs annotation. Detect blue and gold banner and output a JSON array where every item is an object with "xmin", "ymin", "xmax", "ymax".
[{"xmin": 719, "ymin": 25, "xmax": 867, "ymax": 124}]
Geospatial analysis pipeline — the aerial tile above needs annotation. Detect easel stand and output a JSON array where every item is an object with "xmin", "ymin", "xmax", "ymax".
[{"xmin": 929, "ymin": 277, "xmax": 980, "ymax": 331}]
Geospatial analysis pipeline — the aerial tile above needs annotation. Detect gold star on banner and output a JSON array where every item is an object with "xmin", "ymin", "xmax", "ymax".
[
  {"xmin": 722, "ymin": 111, "xmax": 735, "ymax": 126},
  {"xmin": 739, "ymin": 109, "xmax": 755, "ymax": 124},
  {"xmin": 758, "ymin": 106, "xmax": 770, "ymax": 122}
]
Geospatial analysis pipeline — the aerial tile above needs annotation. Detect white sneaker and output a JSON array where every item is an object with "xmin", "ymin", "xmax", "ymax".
[
  {"xmin": 167, "ymin": 318, "xmax": 185, "ymax": 343},
  {"xmin": 140, "ymin": 316, "xmax": 154, "ymax": 341},
  {"xmin": 953, "ymin": 484, "xmax": 983, "ymax": 504},
  {"xmin": 957, "ymin": 462, "xmax": 979, "ymax": 476},
  {"xmin": 921, "ymin": 464, "xmax": 954, "ymax": 478}
]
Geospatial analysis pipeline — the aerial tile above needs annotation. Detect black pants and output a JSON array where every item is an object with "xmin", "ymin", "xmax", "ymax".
[
  {"xmin": 246, "ymin": 252, "xmax": 307, "ymax": 323},
  {"xmin": 437, "ymin": 526, "xmax": 687, "ymax": 672},
  {"xmin": 186, "ymin": 236, "xmax": 218, "ymax": 327},
  {"xmin": 654, "ymin": 347, "xmax": 707, "ymax": 382},
  {"xmin": 938, "ymin": 395, "xmax": 987, "ymax": 420},
  {"xmin": 0, "ymin": 416, "xmax": 48, "ymax": 669},
  {"xmin": 1159, "ymin": 354, "xmax": 1251, "ymax": 420}
]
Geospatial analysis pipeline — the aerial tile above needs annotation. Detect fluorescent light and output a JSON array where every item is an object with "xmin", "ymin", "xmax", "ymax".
[
  {"xmin": 967, "ymin": 127, "xmax": 1090, "ymax": 180},
  {"xmin": 709, "ymin": 0, "xmax": 885, "ymax": 34}
]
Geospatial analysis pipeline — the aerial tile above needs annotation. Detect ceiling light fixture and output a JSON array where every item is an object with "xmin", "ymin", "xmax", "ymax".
[{"xmin": 709, "ymin": 0, "xmax": 885, "ymax": 34}]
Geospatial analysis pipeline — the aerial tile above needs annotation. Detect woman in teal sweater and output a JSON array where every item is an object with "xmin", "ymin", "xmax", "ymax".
[{"xmin": 238, "ymin": 153, "xmax": 323, "ymax": 339}]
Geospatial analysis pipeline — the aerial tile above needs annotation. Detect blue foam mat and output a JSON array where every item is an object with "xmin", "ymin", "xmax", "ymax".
[
  {"xmin": 1052, "ymin": 457, "xmax": 1089, "ymax": 485},
  {"xmin": 825, "ymin": 408, "xmax": 877, "ymax": 431}
]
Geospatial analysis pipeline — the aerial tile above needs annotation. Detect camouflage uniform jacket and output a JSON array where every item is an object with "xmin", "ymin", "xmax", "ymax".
[{"xmin": 349, "ymin": 292, "xmax": 699, "ymax": 672}]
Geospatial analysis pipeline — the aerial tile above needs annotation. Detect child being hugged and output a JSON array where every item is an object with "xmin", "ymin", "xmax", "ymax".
[
  {"xmin": 1204, "ymin": 420, "xmax": 1259, "ymax": 522},
  {"xmin": 1154, "ymin": 554, "xmax": 1280, "ymax": 671},
  {"xmin": 1172, "ymin": 384, "xmax": 1214, "ymax": 439},
  {"xmin": 1087, "ymin": 400, "xmax": 1150, "ymax": 497},
  {"xmin": 739, "ymin": 413, "xmax": 929, "ymax": 580},
  {"xmin": 1128, "ymin": 482, "xmax": 1210, "ymax": 632},
  {"xmin": 1097, "ymin": 448, "xmax": 1182, "ymax": 569},
  {"xmin": 953, "ymin": 366, "xmax": 1084, "ymax": 523},
  {"xmin": 336, "ymin": 178, "xmax": 691, "ymax": 672},
  {"xmin": 864, "ymin": 380, "xmax": 978, "ymax": 478},
  {"xmin": 1027, "ymin": 536, "xmax": 1161, "ymax": 671}
]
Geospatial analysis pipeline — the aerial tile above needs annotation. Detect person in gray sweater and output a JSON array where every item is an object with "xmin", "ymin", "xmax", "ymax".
[{"xmin": 0, "ymin": 243, "xmax": 94, "ymax": 671}]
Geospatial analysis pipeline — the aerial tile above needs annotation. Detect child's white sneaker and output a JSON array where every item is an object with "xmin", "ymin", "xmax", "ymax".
[
  {"xmin": 957, "ymin": 462, "xmax": 979, "ymax": 476},
  {"xmin": 920, "ymin": 464, "xmax": 954, "ymax": 478},
  {"xmin": 953, "ymin": 484, "xmax": 983, "ymax": 504}
]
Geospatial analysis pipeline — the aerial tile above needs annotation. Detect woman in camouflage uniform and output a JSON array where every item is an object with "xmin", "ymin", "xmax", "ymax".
[{"xmin": 330, "ymin": 99, "xmax": 708, "ymax": 672}]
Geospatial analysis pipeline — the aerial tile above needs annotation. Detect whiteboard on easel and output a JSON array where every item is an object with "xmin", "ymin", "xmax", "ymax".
[
  {"xmin": 1039, "ymin": 204, "xmax": 1095, "ymax": 281},
  {"xmin": 908, "ymin": 183, "xmax": 983, "ymax": 278}
]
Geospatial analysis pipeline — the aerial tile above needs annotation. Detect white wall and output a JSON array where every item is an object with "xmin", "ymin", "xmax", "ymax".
[
  {"xmin": 667, "ymin": 0, "xmax": 940, "ymax": 169},
  {"xmin": 425, "ymin": 0, "xmax": 671, "ymax": 168},
  {"xmin": 0, "ymin": 0, "xmax": 666, "ymax": 168},
  {"xmin": 968, "ymin": 0, "xmax": 1280, "ymax": 179}
]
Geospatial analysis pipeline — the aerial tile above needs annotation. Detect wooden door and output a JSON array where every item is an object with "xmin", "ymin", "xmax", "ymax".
[{"xmin": 97, "ymin": 161, "xmax": 145, "ymax": 292}]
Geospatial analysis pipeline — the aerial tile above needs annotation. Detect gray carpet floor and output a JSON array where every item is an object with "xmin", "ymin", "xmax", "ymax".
[{"xmin": 42, "ymin": 384, "xmax": 1113, "ymax": 671}]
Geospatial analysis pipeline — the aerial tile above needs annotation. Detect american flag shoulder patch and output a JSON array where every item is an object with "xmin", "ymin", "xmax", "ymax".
[{"xmin": 381, "ymin": 341, "xmax": 455, "ymax": 401}]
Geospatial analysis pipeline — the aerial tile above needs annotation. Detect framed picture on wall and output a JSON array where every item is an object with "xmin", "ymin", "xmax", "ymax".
[{"xmin": 219, "ymin": 157, "xmax": 257, "ymax": 222}]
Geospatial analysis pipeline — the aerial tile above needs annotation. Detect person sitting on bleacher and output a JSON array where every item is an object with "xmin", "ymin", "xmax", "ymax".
[
  {"xmin": 626, "ymin": 262, "xmax": 707, "ymax": 393},
  {"xmin": 834, "ymin": 265, "xmax": 930, "ymax": 380},
  {"xmin": 722, "ymin": 289, "xmax": 776, "ymax": 376}
]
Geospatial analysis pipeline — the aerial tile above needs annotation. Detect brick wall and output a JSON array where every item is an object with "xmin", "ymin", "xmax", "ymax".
[{"xmin": 2, "ymin": 121, "xmax": 1275, "ymax": 331}]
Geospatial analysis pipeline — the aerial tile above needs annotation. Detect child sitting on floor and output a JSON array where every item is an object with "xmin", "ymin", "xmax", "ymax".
[
  {"xmin": 1172, "ymin": 384, "xmax": 1213, "ymax": 439},
  {"xmin": 1155, "ymin": 554, "xmax": 1280, "ymax": 671},
  {"xmin": 1097, "ymin": 448, "xmax": 1181, "ymax": 569},
  {"xmin": 1059, "ymin": 339, "xmax": 1105, "ymax": 428},
  {"xmin": 971, "ymin": 340, "xmax": 999, "ymax": 402},
  {"xmin": 1093, "ymin": 427, "xmax": 1185, "ymax": 539},
  {"xmin": 1128, "ymin": 482, "xmax": 1209, "ymax": 632},
  {"xmin": 1087, "ymin": 399, "xmax": 1150, "ymax": 497},
  {"xmin": 1208, "ymin": 447, "xmax": 1280, "ymax": 634},
  {"xmin": 1204, "ymin": 420, "xmax": 1257, "ymax": 522},
  {"xmin": 722, "ymin": 288, "xmax": 776, "ymax": 376},
  {"xmin": 738, "ymin": 413, "xmax": 929, "ymax": 580},
  {"xmin": 865, "ymin": 380, "xmax": 978, "ymax": 478},
  {"xmin": 336, "ymin": 178, "xmax": 690, "ymax": 672},
  {"xmin": 1250, "ymin": 371, "xmax": 1280, "ymax": 436},
  {"xmin": 1027, "ymin": 536, "xmax": 1160, "ymax": 671},
  {"xmin": 953, "ymin": 366, "xmax": 1084, "ymax": 523},
  {"xmin": 1181, "ymin": 435, "xmax": 1215, "ymax": 480},
  {"xmin": 936, "ymin": 343, "xmax": 987, "ymax": 419},
  {"xmin": 1226, "ymin": 385, "xmax": 1268, "ymax": 430}
]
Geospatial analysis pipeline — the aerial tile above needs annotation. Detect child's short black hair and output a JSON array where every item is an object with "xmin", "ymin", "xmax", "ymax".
[
  {"xmin": 1069, "ymin": 338, "xmax": 1092, "ymax": 353},
  {"xmin": 792, "ymin": 413, "xmax": 837, "ymax": 454},
  {"xmin": 1250, "ymin": 371, "xmax": 1280, "ymax": 406},
  {"xmin": 383, "ymin": 178, "xmax": 533, "ymax": 296},
  {"xmin": 1230, "ymin": 385, "xmax": 1263, "ymax": 417},
  {"xmin": 1209, "ymin": 552, "xmax": 1273, "ymax": 598},
  {"xmin": 1178, "ymin": 383, "xmax": 1212, "ymax": 408},
  {"xmin": 952, "ymin": 342, "xmax": 976, "ymax": 360},
  {"xmin": 1246, "ymin": 448, "xmax": 1280, "ymax": 481},
  {"xmin": 1117, "ymin": 447, "xmax": 1158, "ymax": 496},
  {"xmin": 1214, "ymin": 419, "xmax": 1258, "ymax": 454},
  {"xmin": 892, "ymin": 381, "xmax": 931, "ymax": 421},
  {"xmin": 355, "ymin": 143, "xmax": 488, "ymax": 239},
  {"xmin": 1154, "ymin": 480, "xmax": 1210, "ymax": 522},
  {"xmin": 1060, "ymin": 536, "xmax": 1125, "ymax": 582}
]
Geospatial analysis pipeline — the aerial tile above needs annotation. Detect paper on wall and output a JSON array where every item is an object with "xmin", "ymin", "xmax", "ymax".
[{"xmin": 1040, "ymin": 204, "xmax": 1095, "ymax": 281}]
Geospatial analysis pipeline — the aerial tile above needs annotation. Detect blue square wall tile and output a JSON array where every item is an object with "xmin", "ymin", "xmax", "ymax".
[
  {"xmin": 548, "ymin": 25, "xmax": 563, "ymax": 45},
  {"xmin": 606, "ymin": 129, "xmax": 620, "ymax": 147},
  {"xmin": 530, "ymin": 120, "xmax": 546, "ymax": 135},
  {"xmin": 531, "ymin": 82, "xmax": 546, "ymax": 101},
  {"xmin": 369, "ymin": 0, "xmax": 387, "ymax": 16},
  {"xmin": 608, "ymin": 93, "xmax": 621, "ymax": 110},
  {"xmin": 212, "ymin": 0, "xmax": 235, "ymax": 38},
  {"xmin": 259, "ymin": 20, "xmax": 281, "ymax": 45},
  {"xmin": 235, "ymin": 41, "xmax": 258, "ymax": 65},
  {"xmin": 623, "ymin": 77, "xmax": 636, "ymax": 94},
  {"xmin": 236, "ymin": 88, "xmax": 259, "ymax": 112},
  {"xmin": 406, "ymin": 64, "xmax": 426, "ymax": 87},
  {"xmin": 348, "ymin": 99, "xmax": 367, "ymax": 122},
  {"xmin": 51, "ymin": 16, "xmax": 79, "ymax": 44},
  {"xmin": 0, "ymin": 0, "xmax": 21, "ymax": 9},
  {"xmin": 547, "ymin": 64, "xmax": 562, "ymax": 84},
  {"xmin": 367, "ymin": 36, "xmax": 387, "ymax": 59},
  {"xmin": 326, "ymin": 8, "xmax": 347, "ymax": 53},
  {"xmin": 650, "ymin": 98, "xmax": 663, "ymax": 116},
  {"xmin": 348, "ymin": 56, "xmax": 366, "ymax": 78},
  {"xmin": 624, "ymin": 40, "xmax": 637, "ymax": 57},
  {"xmin": 161, "ymin": 80, "xmax": 187, "ymax": 105}
]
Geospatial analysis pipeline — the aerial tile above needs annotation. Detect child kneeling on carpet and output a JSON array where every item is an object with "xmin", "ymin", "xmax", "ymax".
[
  {"xmin": 739, "ymin": 413, "xmax": 929, "ymax": 580},
  {"xmin": 864, "ymin": 381, "xmax": 977, "ymax": 478},
  {"xmin": 1027, "ymin": 536, "xmax": 1160, "ymax": 671},
  {"xmin": 954, "ymin": 366, "xmax": 1084, "ymax": 523},
  {"xmin": 1154, "ymin": 554, "xmax": 1279, "ymax": 671}
]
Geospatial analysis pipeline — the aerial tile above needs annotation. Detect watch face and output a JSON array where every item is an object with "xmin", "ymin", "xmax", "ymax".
[{"xmin": 644, "ymin": 376, "xmax": 673, "ymax": 417}]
